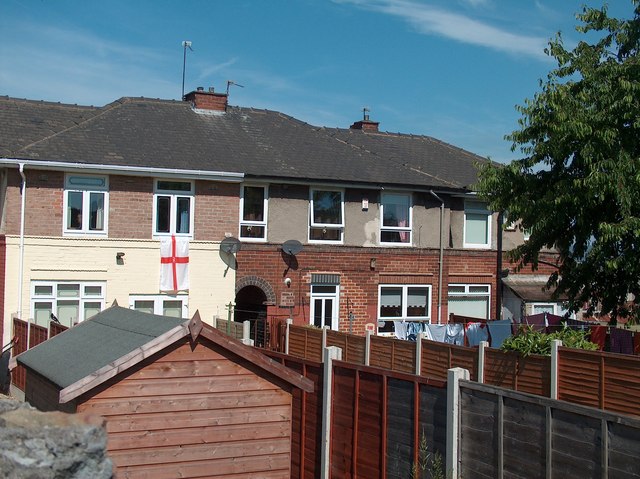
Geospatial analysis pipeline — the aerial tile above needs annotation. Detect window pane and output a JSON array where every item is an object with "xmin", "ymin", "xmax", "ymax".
[
  {"xmin": 313, "ymin": 299, "xmax": 324, "ymax": 328},
  {"xmin": 157, "ymin": 181, "xmax": 191, "ymax": 192},
  {"xmin": 57, "ymin": 284, "xmax": 80, "ymax": 297},
  {"xmin": 240, "ymin": 225, "xmax": 265, "ymax": 238},
  {"xmin": 533, "ymin": 304, "xmax": 555, "ymax": 315},
  {"xmin": 382, "ymin": 194, "xmax": 409, "ymax": 227},
  {"xmin": 309, "ymin": 227, "xmax": 341, "ymax": 241},
  {"xmin": 311, "ymin": 285, "xmax": 337, "ymax": 294},
  {"xmin": 34, "ymin": 285, "xmax": 53, "ymax": 296},
  {"xmin": 323, "ymin": 299, "xmax": 333, "ymax": 328},
  {"xmin": 312, "ymin": 191, "xmax": 341, "ymax": 225},
  {"xmin": 83, "ymin": 302, "xmax": 101, "ymax": 320},
  {"xmin": 380, "ymin": 287, "xmax": 402, "ymax": 317},
  {"xmin": 448, "ymin": 285, "xmax": 466, "ymax": 294},
  {"xmin": 84, "ymin": 285, "xmax": 103, "ymax": 296},
  {"xmin": 243, "ymin": 187, "xmax": 264, "ymax": 221},
  {"xmin": 466, "ymin": 212, "xmax": 489, "ymax": 244},
  {"xmin": 469, "ymin": 285, "xmax": 490, "ymax": 294},
  {"xmin": 407, "ymin": 287, "xmax": 428, "ymax": 317},
  {"xmin": 381, "ymin": 230, "xmax": 410, "ymax": 243},
  {"xmin": 163, "ymin": 300, "xmax": 182, "ymax": 317},
  {"xmin": 448, "ymin": 297, "xmax": 489, "ymax": 320},
  {"xmin": 89, "ymin": 192, "xmax": 105, "ymax": 231},
  {"xmin": 176, "ymin": 197, "xmax": 190, "ymax": 234},
  {"xmin": 134, "ymin": 300, "xmax": 155, "ymax": 314},
  {"xmin": 67, "ymin": 191, "xmax": 83, "ymax": 229},
  {"xmin": 34, "ymin": 302, "xmax": 52, "ymax": 327},
  {"xmin": 156, "ymin": 196, "xmax": 170, "ymax": 233},
  {"xmin": 68, "ymin": 176, "xmax": 105, "ymax": 187},
  {"xmin": 58, "ymin": 300, "xmax": 79, "ymax": 327}
]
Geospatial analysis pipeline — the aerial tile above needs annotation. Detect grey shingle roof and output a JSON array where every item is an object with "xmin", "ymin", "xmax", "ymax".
[
  {"xmin": 1, "ymin": 95, "xmax": 488, "ymax": 191},
  {"xmin": 16, "ymin": 306, "xmax": 185, "ymax": 389}
]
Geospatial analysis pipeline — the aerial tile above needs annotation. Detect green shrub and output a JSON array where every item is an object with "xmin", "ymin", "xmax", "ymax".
[{"xmin": 500, "ymin": 325, "xmax": 599, "ymax": 356}]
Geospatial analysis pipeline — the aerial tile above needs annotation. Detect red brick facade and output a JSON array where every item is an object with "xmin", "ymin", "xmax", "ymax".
[
  {"xmin": 0, "ymin": 235, "xmax": 5, "ymax": 345},
  {"xmin": 237, "ymin": 244, "xmax": 507, "ymax": 334}
]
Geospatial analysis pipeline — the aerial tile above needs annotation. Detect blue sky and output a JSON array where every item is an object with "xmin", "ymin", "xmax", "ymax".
[{"xmin": 0, "ymin": 0, "xmax": 631, "ymax": 163}]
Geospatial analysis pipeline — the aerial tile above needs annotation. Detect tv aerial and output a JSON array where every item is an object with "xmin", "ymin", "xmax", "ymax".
[{"xmin": 220, "ymin": 236, "xmax": 242, "ymax": 276}]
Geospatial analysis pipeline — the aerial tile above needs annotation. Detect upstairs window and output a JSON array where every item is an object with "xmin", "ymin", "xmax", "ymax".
[
  {"xmin": 464, "ymin": 200, "xmax": 491, "ymax": 248},
  {"xmin": 153, "ymin": 180, "xmax": 194, "ymax": 236},
  {"xmin": 240, "ymin": 185, "xmax": 268, "ymax": 241},
  {"xmin": 309, "ymin": 189, "xmax": 344, "ymax": 243},
  {"xmin": 63, "ymin": 175, "xmax": 108, "ymax": 235},
  {"xmin": 380, "ymin": 193, "xmax": 411, "ymax": 244}
]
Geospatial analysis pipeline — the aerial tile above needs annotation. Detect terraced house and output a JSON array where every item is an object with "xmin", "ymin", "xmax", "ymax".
[{"xmin": 0, "ymin": 88, "xmax": 556, "ymax": 346}]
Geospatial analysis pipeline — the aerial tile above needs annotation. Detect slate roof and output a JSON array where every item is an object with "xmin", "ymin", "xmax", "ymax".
[
  {"xmin": 16, "ymin": 306, "xmax": 185, "ymax": 389},
  {"xmin": 1, "ymin": 95, "xmax": 489, "ymax": 191}
]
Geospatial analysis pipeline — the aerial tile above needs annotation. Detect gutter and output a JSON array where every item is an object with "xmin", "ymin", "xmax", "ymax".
[
  {"xmin": 0, "ymin": 158, "xmax": 244, "ymax": 183},
  {"xmin": 17, "ymin": 163, "xmax": 28, "ymax": 348},
  {"xmin": 429, "ymin": 191, "xmax": 445, "ymax": 324}
]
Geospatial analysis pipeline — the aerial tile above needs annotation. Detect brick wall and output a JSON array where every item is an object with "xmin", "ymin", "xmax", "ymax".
[
  {"xmin": 237, "ymin": 244, "xmax": 501, "ymax": 335},
  {"xmin": 0, "ymin": 235, "xmax": 4, "ymax": 345},
  {"xmin": 3, "ymin": 170, "xmax": 240, "ymax": 241}
]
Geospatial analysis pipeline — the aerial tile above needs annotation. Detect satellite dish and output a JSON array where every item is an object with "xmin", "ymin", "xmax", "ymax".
[
  {"xmin": 282, "ymin": 239, "xmax": 303, "ymax": 256},
  {"xmin": 220, "ymin": 237, "xmax": 242, "ymax": 254}
]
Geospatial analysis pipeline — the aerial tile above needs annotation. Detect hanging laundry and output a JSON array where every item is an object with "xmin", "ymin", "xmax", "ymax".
[
  {"xmin": 523, "ymin": 313, "xmax": 546, "ymax": 331},
  {"xmin": 444, "ymin": 323, "xmax": 464, "ymax": 345},
  {"xmin": 634, "ymin": 332, "xmax": 640, "ymax": 355},
  {"xmin": 487, "ymin": 319, "xmax": 513, "ymax": 349},
  {"xmin": 466, "ymin": 322, "xmax": 489, "ymax": 347},
  {"xmin": 426, "ymin": 324, "xmax": 447, "ymax": 343},
  {"xmin": 394, "ymin": 321, "xmax": 408, "ymax": 341},
  {"xmin": 564, "ymin": 318, "xmax": 589, "ymax": 331},
  {"xmin": 406, "ymin": 322, "xmax": 424, "ymax": 341},
  {"xmin": 610, "ymin": 327, "xmax": 634, "ymax": 355},
  {"xmin": 545, "ymin": 313, "xmax": 564, "ymax": 333},
  {"xmin": 589, "ymin": 325, "xmax": 607, "ymax": 351}
]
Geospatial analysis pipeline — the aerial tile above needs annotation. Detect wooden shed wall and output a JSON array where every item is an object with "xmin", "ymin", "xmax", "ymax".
[
  {"xmin": 25, "ymin": 369, "xmax": 76, "ymax": 413},
  {"xmin": 76, "ymin": 337, "xmax": 294, "ymax": 479}
]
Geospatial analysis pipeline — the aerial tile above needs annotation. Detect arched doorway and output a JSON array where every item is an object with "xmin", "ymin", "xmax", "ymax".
[{"xmin": 234, "ymin": 285, "xmax": 267, "ymax": 323}]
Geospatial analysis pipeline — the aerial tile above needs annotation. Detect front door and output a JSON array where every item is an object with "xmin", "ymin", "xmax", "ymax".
[{"xmin": 310, "ymin": 285, "xmax": 339, "ymax": 330}]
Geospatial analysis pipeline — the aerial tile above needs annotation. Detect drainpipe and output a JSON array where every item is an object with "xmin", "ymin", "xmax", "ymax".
[
  {"xmin": 18, "ymin": 164, "xmax": 28, "ymax": 348},
  {"xmin": 429, "ymin": 191, "xmax": 445, "ymax": 324},
  {"xmin": 496, "ymin": 211, "xmax": 504, "ymax": 321}
]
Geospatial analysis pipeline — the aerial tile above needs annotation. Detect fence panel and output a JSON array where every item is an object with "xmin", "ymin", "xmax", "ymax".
[
  {"xmin": 288, "ymin": 326, "xmax": 324, "ymax": 362},
  {"xmin": 386, "ymin": 377, "xmax": 415, "ymax": 479},
  {"xmin": 459, "ymin": 387, "xmax": 499, "ymax": 479},
  {"xmin": 421, "ymin": 340, "xmax": 452, "ymax": 380},
  {"xmin": 603, "ymin": 354, "xmax": 640, "ymax": 416},
  {"xmin": 484, "ymin": 348, "xmax": 518, "ymax": 390},
  {"xmin": 11, "ymin": 318, "xmax": 28, "ymax": 390},
  {"xmin": 515, "ymin": 354, "xmax": 550, "ymax": 396},
  {"xmin": 326, "ymin": 330, "xmax": 365, "ymax": 365},
  {"xmin": 356, "ymin": 371, "xmax": 384, "ymax": 479},
  {"xmin": 558, "ymin": 347, "xmax": 602, "ymax": 409},
  {"xmin": 503, "ymin": 396, "xmax": 546, "ymax": 479},
  {"xmin": 331, "ymin": 366, "xmax": 356, "ymax": 478},
  {"xmin": 49, "ymin": 322, "xmax": 68, "ymax": 337},
  {"xmin": 370, "ymin": 336, "xmax": 416, "ymax": 374}
]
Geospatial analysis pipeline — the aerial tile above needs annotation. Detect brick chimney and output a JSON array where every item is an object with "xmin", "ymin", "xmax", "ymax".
[
  {"xmin": 184, "ymin": 87, "xmax": 228, "ymax": 112},
  {"xmin": 350, "ymin": 108, "xmax": 379, "ymax": 132}
]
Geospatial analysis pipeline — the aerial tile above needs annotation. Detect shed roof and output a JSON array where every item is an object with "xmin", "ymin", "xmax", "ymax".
[
  {"xmin": 16, "ymin": 306, "xmax": 313, "ymax": 403},
  {"xmin": 1, "ymin": 95, "xmax": 488, "ymax": 192}
]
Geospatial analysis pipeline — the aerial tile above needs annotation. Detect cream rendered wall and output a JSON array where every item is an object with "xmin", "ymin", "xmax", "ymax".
[{"xmin": 3, "ymin": 236, "xmax": 235, "ymax": 343}]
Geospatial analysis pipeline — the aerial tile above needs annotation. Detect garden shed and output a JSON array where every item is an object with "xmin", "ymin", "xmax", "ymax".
[{"xmin": 15, "ymin": 305, "xmax": 313, "ymax": 478}]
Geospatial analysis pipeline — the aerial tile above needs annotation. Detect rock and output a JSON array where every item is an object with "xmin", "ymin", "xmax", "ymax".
[{"xmin": 0, "ymin": 396, "xmax": 112, "ymax": 478}]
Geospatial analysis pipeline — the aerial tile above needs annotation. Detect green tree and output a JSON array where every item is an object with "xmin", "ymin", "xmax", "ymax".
[{"xmin": 477, "ymin": 2, "xmax": 640, "ymax": 322}]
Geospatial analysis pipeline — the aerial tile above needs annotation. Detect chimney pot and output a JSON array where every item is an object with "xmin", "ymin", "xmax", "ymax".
[
  {"xmin": 208, "ymin": 87, "xmax": 215, "ymax": 93},
  {"xmin": 197, "ymin": 86, "xmax": 204, "ymax": 92}
]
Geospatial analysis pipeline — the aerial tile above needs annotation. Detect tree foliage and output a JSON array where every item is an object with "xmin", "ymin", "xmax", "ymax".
[{"xmin": 477, "ymin": 2, "xmax": 640, "ymax": 321}]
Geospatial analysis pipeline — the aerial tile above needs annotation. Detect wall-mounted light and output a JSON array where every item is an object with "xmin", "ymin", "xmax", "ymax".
[
  {"xmin": 116, "ymin": 252, "xmax": 125, "ymax": 264},
  {"xmin": 370, "ymin": 258, "xmax": 376, "ymax": 270},
  {"xmin": 284, "ymin": 277, "xmax": 292, "ymax": 287}
]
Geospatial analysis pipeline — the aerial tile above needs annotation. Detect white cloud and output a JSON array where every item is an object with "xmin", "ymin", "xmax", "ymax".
[{"xmin": 338, "ymin": 0, "xmax": 549, "ymax": 59}]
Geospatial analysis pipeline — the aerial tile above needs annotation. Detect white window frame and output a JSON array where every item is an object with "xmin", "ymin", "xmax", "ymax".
[
  {"xmin": 447, "ymin": 283, "xmax": 491, "ymax": 319},
  {"xmin": 378, "ymin": 284, "xmax": 431, "ymax": 321},
  {"xmin": 30, "ymin": 281, "xmax": 106, "ymax": 328},
  {"xmin": 464, "ymin": 200, "xmax": 491, "ymax": 249},
  {"xmin": 308, "ymin": 188, "xmax": 344, "ymax": 244},
  {"xmin": 153, "ymin": 179, "xmax": 195, "ymax": 237},
  {"xmin": 129, "ymin": 294, "xmax": 189, "ymax": 318},
  {"xmin": 309, "ymin": 284, "xmax": 339, "ymax": 330},
  {"xmin": 531, "ymin": 303, "xmax": 558, "ymax": 315},
  {"xmin": 380, "ymin": 192, "xmax": 412, "ymax": 246},
  {"xmin": 63, "ymin": 174, "xmax": 109, "ymax": 236},
  {"xmin": 239, "ymin": 184, "xmax": 268, "ymax": 242}
]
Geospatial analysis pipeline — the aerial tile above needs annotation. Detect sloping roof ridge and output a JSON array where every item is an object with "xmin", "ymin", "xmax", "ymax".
[
  {"xmin": 15, "ymin": 97, "xmax": 136, "ymax": 153},
  {"xmin": 1, "ymin": 95, "xmax": 101, "ymax": 111}
]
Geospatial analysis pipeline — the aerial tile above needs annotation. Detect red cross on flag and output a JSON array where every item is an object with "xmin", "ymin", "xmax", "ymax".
[{"xmin": 160, "ymin": 235, "xmax": 189, "ymax": 292}]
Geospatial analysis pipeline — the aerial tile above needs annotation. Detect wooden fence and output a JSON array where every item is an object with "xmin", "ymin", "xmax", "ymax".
[
  {"xmin": 458, "ymin": 379, "xmax": 640, "ymax": 478},
  {"xmin": 265, "ymin": 350, "xmax": 448, "ymax": 479},
  {"xmin": 282, "ymin": 323, "xmax": 640, "ymax": 417}
]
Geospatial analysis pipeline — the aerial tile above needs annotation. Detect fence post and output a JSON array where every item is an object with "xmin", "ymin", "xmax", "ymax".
[
  {"xmin": 550, "ymin": 339, "xmax": 562, "ymax": 400},
  {"xmin": 322, "ymin": 326, "xmax": 328, "ymax": 351},
  {"xmin": 321, "ymin": 346, "xmax": 343, "ymax": 479},
  {"xmin": 285, "ymin": 318, "xmax": 293, "ymax": 355},
  {"xmin": 242, "ymin": 320, "xmax": 251, "ymax": 341},
  {"xmin": 364, "ymin": 330, "xmax": 371, "ymax": 366},
  {"xmin": 415, "ymin": 332, "xmax": 423, "ymax": 375},
  {"xmin": 447, "ymin": 367, "xmax": 470, "ymax": 479},
  {"xmin": 478, "ymin": 341, "xmax": 488, "ymax": 383}
]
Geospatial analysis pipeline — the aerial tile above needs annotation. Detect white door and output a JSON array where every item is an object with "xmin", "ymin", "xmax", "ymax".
[{"xmin": 310, "ymin": 285, "xmax": 339, "ymax": 330}]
